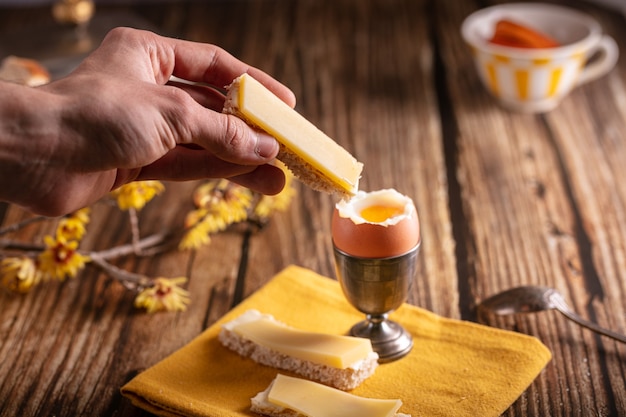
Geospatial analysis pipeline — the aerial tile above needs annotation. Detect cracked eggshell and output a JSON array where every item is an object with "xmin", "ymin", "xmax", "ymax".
[{"xmin": 331, "ymin": 189, "xmax": 420, "ymax": 258}]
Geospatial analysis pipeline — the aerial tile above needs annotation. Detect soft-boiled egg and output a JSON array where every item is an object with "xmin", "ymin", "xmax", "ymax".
[{"xmin": 332, "ymin": 189, "xmax": 420, "ymax": 258}]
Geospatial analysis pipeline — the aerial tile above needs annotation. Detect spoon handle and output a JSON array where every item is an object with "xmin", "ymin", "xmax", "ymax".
[{"xmin": 554, "ymin": 306, "xmax": 626, "ymax": 344}]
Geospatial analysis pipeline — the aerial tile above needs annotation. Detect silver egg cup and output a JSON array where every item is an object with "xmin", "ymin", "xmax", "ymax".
[{"xmin": 333, "ymin": 242, "xmax": 420, "ymax": 363}]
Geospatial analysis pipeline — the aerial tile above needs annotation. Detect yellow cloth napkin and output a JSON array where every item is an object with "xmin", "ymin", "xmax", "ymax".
[{"xmin": 121, "ymin": 265, "xmax": 551, "ymax": 417}]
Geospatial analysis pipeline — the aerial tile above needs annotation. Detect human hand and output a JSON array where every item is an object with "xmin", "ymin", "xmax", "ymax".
[{"xmin": 1, "ymin": 27, "xmax": 296, "ymax": 216}]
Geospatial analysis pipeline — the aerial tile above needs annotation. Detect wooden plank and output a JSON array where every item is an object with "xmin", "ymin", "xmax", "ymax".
[
  {"xmin": 437, "ymin": 0, "xmax": 626, "ymax": 415},
  {"xmin": 0, "ymin": 182, "xmax": 216, "ymax": 416},
  {"xmin": 0, "ymin": 0, "xmax": 624, "ymax": 416},
  {"xmin": 180, "ymin": 0, "xmax": 458, "ymax": 317}
]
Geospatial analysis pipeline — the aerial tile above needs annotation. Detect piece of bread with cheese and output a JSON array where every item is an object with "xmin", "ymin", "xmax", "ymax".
[
  {"xmin": 251, "ymin": 374, "xmax": 411, "ymax": 417},
  {"xmin": 0, "ymin": 56, "xmax": 50, "ymax": 87},
  {"xmin": 223, "ymin": 73, "xmax": 363, "ymax": 199},
  {"xmin": 218, "ymin": 310, "xmax": 378, "ymax": 391}
]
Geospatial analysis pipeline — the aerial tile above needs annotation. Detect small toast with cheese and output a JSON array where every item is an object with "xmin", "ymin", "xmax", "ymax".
[
  {"xmin": 0, "ymin": 56, "xmax": 50, "ymax": 87},
  {"xmin": 251, "ymin": 374, "xmax": 411, "ymax": 417},
  {"xmin": 218, "ymin": 310, "xmax": 378, "ymax": 390},
  {"xmin": 223, "ymin": 73, "xmax": 363, "ymax": 199}
]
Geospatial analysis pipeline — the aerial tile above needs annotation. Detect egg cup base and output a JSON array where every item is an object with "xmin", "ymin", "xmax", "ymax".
[{"xmin": 350, "ymin": 318, "xmax": 413, "ymax": 363}]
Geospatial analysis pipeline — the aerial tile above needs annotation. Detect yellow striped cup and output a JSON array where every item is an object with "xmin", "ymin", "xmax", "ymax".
[{"xmin": 461, "ymin": 3, "xmax": 618, "ymax": 113}]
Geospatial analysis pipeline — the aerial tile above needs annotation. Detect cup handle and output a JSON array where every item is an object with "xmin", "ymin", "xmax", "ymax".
[{"xmin": 577, "ymin": 35, "xmax": 619, "ymax": 86}]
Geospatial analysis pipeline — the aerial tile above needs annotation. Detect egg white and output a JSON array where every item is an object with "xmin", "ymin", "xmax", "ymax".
[{"xmin": 335, "ymin": 189, "xmax": 415, "ymax": 226}]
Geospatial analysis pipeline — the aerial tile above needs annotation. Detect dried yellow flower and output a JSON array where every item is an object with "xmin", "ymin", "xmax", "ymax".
[
  {"xmin": 57, "ymin": 215, "xmax": 87, "ymax": 241},
  {"xmin": 134, "ymin": 277, "xmax": 190, "ymax": 313},
  {"xmin": 181, "ymin": 180, "xmax": 256, "ymax": 250},
  {"xmin": 179, "ymin": 220, "xmax": 212, "ymax": 250},
  {"xmin": 254, "ymin": 170, "xmax": 296, "ymax": 219},
  {"xmin": 110, "ymin": 181, "xmax": 165, "ymax": 211},
  {"xmin": 37, "ymin": 235, "xmax": 90, "ymax": 280},
  {"xmin": 1, "ymin": 256, "xmax": 43, "ymax": 293}
]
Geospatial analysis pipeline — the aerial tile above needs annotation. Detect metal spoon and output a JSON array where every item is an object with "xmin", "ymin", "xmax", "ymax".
[{"xmin": 477, "ymin": 286, "xmax": 626, "ymax": 343}]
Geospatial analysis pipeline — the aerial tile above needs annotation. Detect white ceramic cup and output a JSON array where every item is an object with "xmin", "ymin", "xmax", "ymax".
[{"xmin": 461, "ymin": 3, "xmax": 619, "ymax": 113}]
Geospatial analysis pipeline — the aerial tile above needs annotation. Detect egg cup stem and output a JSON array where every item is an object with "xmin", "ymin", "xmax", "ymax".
[
  {"xmin": 333, "ymin": 243, "xmax": 420, "ymax": 363},
  {"xmin": 350, "ymin": 315, "xmax": 413, "ymax": 363}
]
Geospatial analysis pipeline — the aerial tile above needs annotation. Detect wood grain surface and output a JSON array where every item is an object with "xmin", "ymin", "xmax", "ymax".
[{"xmin": 0, "ymin": 0, "xmax": 624, "ymax": 416}]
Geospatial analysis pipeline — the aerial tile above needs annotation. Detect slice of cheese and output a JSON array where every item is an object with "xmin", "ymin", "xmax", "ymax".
[
  {"xmin": 226, "ymin": 73, "xmax": 363, "ymax": 196},
  {"xmin": 266, "ymin": 374, "xmax": 403, "ymax": 417},
  {"xmin": 225, "ymin": 310, "xmax": 373, "ymax": 369}
]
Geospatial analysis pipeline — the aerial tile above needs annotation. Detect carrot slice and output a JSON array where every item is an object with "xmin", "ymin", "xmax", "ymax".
[{"xmin": 489, "ymin": 19, "xmax": 560, "ymax": 48}]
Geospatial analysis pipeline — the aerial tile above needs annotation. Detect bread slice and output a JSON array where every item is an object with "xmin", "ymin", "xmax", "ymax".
[
  {"xmin": 0, "ymin": 56, "xmax": 50, "ymax": 87},
  {"xmin": 218, "ymin": 310, "xmax": 378, "ymax": 391},
  {"xmin": 251, "ymin": 374, "xmax": 411, "ymax": 417},
  {"xmin": 223, "ymin": 73, "xmax": 363, "ymax": 199}
]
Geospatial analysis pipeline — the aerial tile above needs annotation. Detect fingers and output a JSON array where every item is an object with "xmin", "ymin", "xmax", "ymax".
[
  {"xmin": 179, "ymin": 106, "xmax": 280, "ymax": 165},
  {"xmin": 132, "ymin": 146, "xmax": 258, "ymax": 180},
  {"xmin": 165, "ymin": 40, "xmax": 296, "ymax": 108},
  {"xmin": 131, "ymin": 145, "xmax": 284, "ymax": 188},
  {"xmin": 166, "ymin": 80, "xmax": 227, "ymax": 111},
  {"xmin": 124, "ymin": 27, "xmax": 296, "ymax": 107},
  {"xmin": 71, "ymin": 28, "xmax": 294, "ymax": 201},
  {"xmin": 165, "ymin": 81, "xmax": 281, "ymax": 167},
  {"xmin": 222, "ymin": 118, "xmax": 280, "ymax": 160},
  {"xmin": 228, "ymin": 164, "xmax": 286, "ymax": 195},
  {"xmin": 86, "ymin": 27, "xmax": 291, "ymax": 167},
  {"xmin": 87, "ymin": 28, "xmax": 295, "ymax": 107},
  {"xmin": 129, "ymin": 147, "xmax": 286, "ymax": 195}
]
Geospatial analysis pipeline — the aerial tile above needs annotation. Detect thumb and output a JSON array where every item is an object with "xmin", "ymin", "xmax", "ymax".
[{"xmin": 192, "ymin": 113, "xmax": 279, "ymax": 165}]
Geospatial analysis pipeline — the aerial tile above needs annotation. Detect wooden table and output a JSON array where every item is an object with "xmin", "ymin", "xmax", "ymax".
[{"xmin": 1, "ymin": 1, "xmax": 624, "ymax": 416}]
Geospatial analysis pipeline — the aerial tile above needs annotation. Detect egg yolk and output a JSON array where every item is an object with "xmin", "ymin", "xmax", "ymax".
[{"xmin": 359, "ymin": 205, "xmax": 404, "ymax": 223}]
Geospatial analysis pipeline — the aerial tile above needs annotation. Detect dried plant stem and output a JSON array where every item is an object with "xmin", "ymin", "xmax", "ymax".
[
  {"xmin": 1, "ymin": 231, "xmax": 173, "ymax": 261},
  {"xmin": 128, "ymin": 208, "xmax": 141, "ymax": 255},
  {"xmin": 0, "ymin": 240, "xmax": 44, "ymax": 252},
  {"xmin": 89, "ymin": 254, "xmax": 150, "ymax": 290},
  {"xmin": 90, "ymin": 232, "xmax": 170, "ymax": 260},
  {"xmin": 0, "ymin": 216, "xmax": 48, "ymax": 236}
]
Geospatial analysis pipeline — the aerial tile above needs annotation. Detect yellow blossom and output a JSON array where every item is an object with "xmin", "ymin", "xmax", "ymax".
[
  {"xmin": 38, "ymin": 235, "xmax": 90, "ymax": 280},
  {"xmin": 134, "ymin": 277, "xmax": 190, "ymax": 313},
  {"xmin": 254, "ymin": 187, "xmax": 296, "ymax": 219},
  {"xmin": 181, "ymin": 181, "xmax": 255, "ymax": 250},
  {"xmin": 192, "ymin": 180, "xmax": 224, "ymax": 208},
  {"xmin": 193, "ymin": 180, "xmax": 253, "ymax": 219},
  {"xmin": 57, "ymin": 216, "xmax": 87, "ymax": 241},
  {"xmin": 179, "ymin": 220, "xmax": 212, "ymax": 250},
  {"xmin": 222, "ymin": 186, "xmax": 253, "ymax": 223},
  {"xmin": 184, "ymin": 208, "xmax": 208, "ymax": 229},
  {"xmin": 181, "ymin": 167, "xmax": 294, "ymax": 250},
  {"xmin": 1, "ymin": 257, "xmax": 43, "ymax": 293},
  {"xmin": 110, "ymin": 181, "xmax": 164, "ymax": 211},
  {"xmin": 179, "ymin": 210, "xmax": 234, "ymax": 250},
  {"xmin": 69, "ymin": 207, "xmax": 91, "ymax": 224},
  {"xmin": 254, "ymin": 171, "xmax": 296, "ymax": 219}
]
